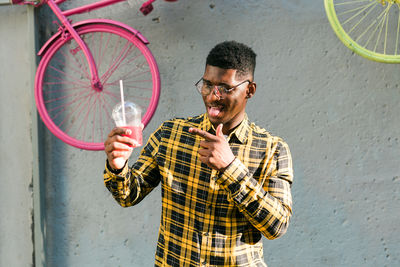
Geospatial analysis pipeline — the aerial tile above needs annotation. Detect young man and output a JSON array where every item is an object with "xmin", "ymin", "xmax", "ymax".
[{"xmin": 103, "ymin": 41, "xmax": 293, "ymax": 266}]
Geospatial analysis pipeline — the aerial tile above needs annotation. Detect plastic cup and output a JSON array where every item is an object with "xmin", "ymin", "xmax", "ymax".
[{"xmin": 112, "ymin": 101, "xmax": 142, "ymax": 146}]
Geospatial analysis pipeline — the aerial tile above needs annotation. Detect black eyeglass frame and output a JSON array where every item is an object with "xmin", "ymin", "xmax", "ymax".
[{"xmin": 195, "ymin": 78, "xmax": 251, "ymax": 98}]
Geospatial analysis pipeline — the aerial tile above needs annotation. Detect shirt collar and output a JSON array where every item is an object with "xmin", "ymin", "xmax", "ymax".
[
  {"xmin": 201, "ymin": 113, "xmax": 250, "ymax": 144},
  {"xmin": 200, "ymin": 113, "xmax": 214, "ymax": 133},
  {"xmin": 230, "ymin": 114, "xmax": 250, "ymax": 144}
]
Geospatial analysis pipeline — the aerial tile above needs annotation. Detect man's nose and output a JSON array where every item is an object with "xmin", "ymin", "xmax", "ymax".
[{"xmin": 212, "ymin": 86, "xmax": 223, "ymax": 100}]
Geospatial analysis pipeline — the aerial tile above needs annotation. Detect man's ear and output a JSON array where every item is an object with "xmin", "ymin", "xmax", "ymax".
[{"xmin": 246, "ymin": 82, "xmax": 256, "ymax": 99}]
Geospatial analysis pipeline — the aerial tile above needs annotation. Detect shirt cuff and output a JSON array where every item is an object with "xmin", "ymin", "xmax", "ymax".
[
  {"xmin": 105, "ymin": 160, "xmax": 129, "ymax": 178},
  {"xmin": 216, "ymin": 158, "xmax": 249, "ymax": 193}
]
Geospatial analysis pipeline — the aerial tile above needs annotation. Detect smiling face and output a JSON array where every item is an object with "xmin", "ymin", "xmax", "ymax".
[{"xmin": 202, "ymin": 65, "xmax": 256, "ymax": 134}]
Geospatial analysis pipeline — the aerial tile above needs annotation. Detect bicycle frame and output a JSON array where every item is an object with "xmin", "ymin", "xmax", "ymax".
[
  {"xmin": 45, "ymin": 0, "xmax": 129, "ymax": 91},
  {"xmin": 13, "ymin": 0, "xmax": 143, "ymax": 90},
  {"xmin": 51, "ymin": 0, "xmax": 125, "ymax": 16}
]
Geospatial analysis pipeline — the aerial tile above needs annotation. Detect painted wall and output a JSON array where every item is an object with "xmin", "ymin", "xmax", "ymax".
[
  {"xmin": 0, "ymin": 5, "xmax": 35, "ymax": 267},
  {"xmin": 1, "ymin": 0, "xmax": 399, "ymax": 266}
]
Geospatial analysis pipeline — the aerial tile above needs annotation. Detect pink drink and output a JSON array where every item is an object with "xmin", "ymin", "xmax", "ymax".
[{"xmin": 122, "ymin": 126, "xmax": 142, "ymax": 146}]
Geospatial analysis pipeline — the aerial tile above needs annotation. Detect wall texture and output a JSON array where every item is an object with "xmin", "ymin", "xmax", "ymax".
[
  {"xmin": 1, "ymin": 0, "xmax": 399, "ymax": 266},
  {"xmin": 0, "ymin": 5, "xmax": 35, "ymax": 267}
]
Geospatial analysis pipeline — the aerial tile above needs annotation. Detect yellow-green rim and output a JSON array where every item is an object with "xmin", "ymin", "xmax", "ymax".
[{"xmin": 324, "ymin": 0, "xmax": 400, "ymax": 63}]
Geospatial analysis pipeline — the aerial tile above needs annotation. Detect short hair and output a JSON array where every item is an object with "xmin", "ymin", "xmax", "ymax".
[{"xmin": 206, "ymin": 41, "xmax": 256, "ymax": 79}]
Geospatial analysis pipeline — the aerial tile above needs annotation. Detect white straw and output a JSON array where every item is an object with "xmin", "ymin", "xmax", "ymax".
[{"xmin": 119, "ymin": 80, "xmax": 126, "ymax": 125}]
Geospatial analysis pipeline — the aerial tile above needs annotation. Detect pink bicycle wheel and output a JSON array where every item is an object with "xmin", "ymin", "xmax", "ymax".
[{"xmin": 35, "ymin": 23, "xmax": 160, "ymax": 150}]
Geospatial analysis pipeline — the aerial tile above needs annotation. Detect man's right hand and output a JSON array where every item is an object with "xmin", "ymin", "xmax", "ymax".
[{"xmin": 104, "ymin": 127, "xmax": 139, "ymax": 170}]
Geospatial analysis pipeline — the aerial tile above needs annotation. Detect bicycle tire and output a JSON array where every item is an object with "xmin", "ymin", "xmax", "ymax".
[
  {"xmin": 35, "ymin": 23, "xmax": 160, "ymax": 150},
  {"xmin": 325, "ymin": 0, "xmax": 400, "ymax": 63}
]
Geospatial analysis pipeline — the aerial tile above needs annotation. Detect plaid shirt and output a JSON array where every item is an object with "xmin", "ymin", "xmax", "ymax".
[{"xmin": 104, "ymin": 113, "xmax": 293, "ymax": 267}]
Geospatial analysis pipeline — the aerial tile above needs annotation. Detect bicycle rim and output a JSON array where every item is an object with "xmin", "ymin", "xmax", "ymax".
[
  {"xmin": 325, "ymin": 0, "xmax": 400, "ymax": 63},
  {"xmin": 35, "ymin": 23, "xmax": 160, "ymax": 150}
]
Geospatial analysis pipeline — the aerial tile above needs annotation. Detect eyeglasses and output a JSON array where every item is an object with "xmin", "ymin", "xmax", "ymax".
[{"xmin": 195, "ymin": 78, "xmax": 251, "ymax": 99}]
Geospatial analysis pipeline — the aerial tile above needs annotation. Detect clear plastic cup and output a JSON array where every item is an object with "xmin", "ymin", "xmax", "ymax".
[{"xmin": 112, "ymin": 101, "xmax": 142, "ymax": 146}]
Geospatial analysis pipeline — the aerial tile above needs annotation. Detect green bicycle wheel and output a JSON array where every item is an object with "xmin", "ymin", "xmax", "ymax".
[{"xmin": 325, "ymin": 0, "xmax": 400, "ymax": 63}]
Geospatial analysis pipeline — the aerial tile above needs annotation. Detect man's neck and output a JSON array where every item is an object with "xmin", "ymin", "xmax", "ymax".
[{"xmin": 213, "ymin": 119, "xmax": 243, "ymax": 136}]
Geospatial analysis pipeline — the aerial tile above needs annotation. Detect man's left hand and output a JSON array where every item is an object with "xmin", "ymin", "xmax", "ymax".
[{"xmin": 189, "ymin": 124, "xmax": 235, "ymax": 171}]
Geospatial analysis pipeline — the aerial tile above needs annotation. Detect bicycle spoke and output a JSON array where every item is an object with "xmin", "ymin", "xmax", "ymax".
[
  {"xmin": 355, "ymin": 5, "xmax": 382, "ymax": 42},
  {"xmin": 50, "ymin": 54, "xmax": 90, "ymax": 85},
  {"xmin": 47, "ymin": 72, "xmax": 89, "ymax": 94},
  {"xmin": 98, "ymin": 32, "xmax": 112, "ymax": 69},
  {"xmin": 90, "ymin": 95, "xmax": 98, "ymax": 142},
  {"xmin": 105, "ymin": 58, "xmax": 152, "ymax": 89},
  {"xmin": 101, "ymin": 41, "xmax": 134, "ymax": 83},
  {"xmin": 348, "ymin": 3, "xmax": 377, "ymax": 35},
  {"xmin": 119, "ymin": 93, "xmax": 150, "ymax": 102},
  {"xmin": 340, "ymin": 2, "xmax": 376, "ymax": 26},
  {"xmin": 43, "ymin": 75, "xmax": 89, "ymax": 90},
  {"xmin": 98, "ymin": 96, "xmax": 103, "ymax": 142},
  {"xmin": 68, "ymin": 90, "xmax": 96, "ymax": 138},
  {"xmin": 122, "ymin": 82, "xmax": 153, "ymax": 90},
  {"xmin": 364, "ymin": 15, "xmax": 381, "ymax": 47},
  {"xmin": 100, "ymin": 93, "xmax": 119, "ymax": 133},
  {"xmin": 91, "ymin": 93, "xmax": 105, "ymax": 143},
  {"xmin": 59, "ymin": 46, "xmax": 91, "ymax": 81},
  {"xmin": 101, "ymin": 88, "xmax": 120, "ymax": 101},
  {"xmin": 47, "ymin": 65, "xmax": 89, "ymax": 87},
  {"xmin": 337, "ymin": 1, "xmax": 374, "ymax": 17},
  {"xmin": 373, "ymin": 6, "xmax": 389, "ymax": 52},
  {"xmin": 90, "ymin": 31, "xmax": 97, "ymax": 63},
  {"xmin": 109, "ymin": 69, "xmax": 152, "ymax": 88},
  {"xmin": 105, "ymin": 82, "xmax": 152, "ymax": 93},
  {"xmin": 107, "ymin": 35, "xmax": 123, "ymax": 77},
  {"xmin": 44, "ymin": 87, "xmax": 91, "ymax": 105},
  {"xmin": 99, "ymin": 92, "xmax": 115, "ymax": 120},
  {"xmin": 43, "ymin": 79, "xmax": 88, "ymax": 87},
  {"xmin": 384, "ymin": 4, "xmax": 391, "ymax": 54},
  {"xmin": 47, "ymin": 90, "xmax": 93, "ymax": 121},
  {"xmin": 78, "ymin": 93, "xmax": 99, "ymax": 140},
  {"xmin": 335, "ymin": 0, "xmax": 372, "ymax": 6},
  {"xmin": 98, "ymin": 92, "xmax": 115, "ymax": 138},
  {"xmin": 110, "ymin": 51, "xmax": 142, "ymax": 73},
  {"xmin": 396, "ymin": 6, "xmax": 400, "ymax": 54},
  {"xmin": 100, "ymin": 94, "xmax": 110, "ymax": 143},
  {"xmin": 77, "ymin": 50, "xmax": 92, "ymax": 80},
  {"xmin": 55, "ymin": 90, "xmax": 94, "ymax": 128}
]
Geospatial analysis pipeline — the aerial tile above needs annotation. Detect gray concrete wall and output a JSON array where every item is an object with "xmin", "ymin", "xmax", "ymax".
[
  {"xmin": 0, "ymin": 5, "xmax": 36, "ymax": 267},
  {"xmin": 1, "ymin": 0, "xmax": 399, "ymax": 266}
]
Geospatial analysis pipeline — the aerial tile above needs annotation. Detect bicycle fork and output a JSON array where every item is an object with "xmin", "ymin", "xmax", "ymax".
[{"xmin": 46, "ymin": 0, "xmax": 103, "ymax": 91}]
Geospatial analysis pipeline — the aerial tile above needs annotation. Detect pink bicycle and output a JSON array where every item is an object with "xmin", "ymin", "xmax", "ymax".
[{"xmin": 9, "ymin": 0, "xmax": 169, "ymax": 150}]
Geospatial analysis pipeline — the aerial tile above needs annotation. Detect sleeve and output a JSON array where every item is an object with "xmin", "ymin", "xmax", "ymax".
[
  {"xmin": 103, "ymin": 124, "xmax": 164, "ymax": 207},
  {"xmin": 216, "ymin": 138, "xmax": 293, "ymax": 239}
]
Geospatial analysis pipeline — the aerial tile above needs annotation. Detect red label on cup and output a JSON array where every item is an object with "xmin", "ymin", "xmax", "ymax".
[{"xmin": 122, "ymin": 126, "xmax": 142, "ymax": 147}]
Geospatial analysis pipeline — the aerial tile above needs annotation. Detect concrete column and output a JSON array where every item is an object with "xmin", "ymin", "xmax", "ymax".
[{"xmin": 0, "ymin": 4, "xmax": 39, "ymax": 267}]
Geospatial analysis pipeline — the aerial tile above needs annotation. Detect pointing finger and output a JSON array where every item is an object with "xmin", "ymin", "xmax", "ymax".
[
  {"xmin": 215, "ymin": 124, "xmax": 224, "ymax": 137},
  {"xmin": 189, "ymin": 127, "xmax": 218, "ymax": 141}
]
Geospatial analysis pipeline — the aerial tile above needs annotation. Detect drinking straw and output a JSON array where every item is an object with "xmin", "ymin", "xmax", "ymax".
[{"xmin": 119, "ymin": 80, "xmax": 126, "ymax": 125}]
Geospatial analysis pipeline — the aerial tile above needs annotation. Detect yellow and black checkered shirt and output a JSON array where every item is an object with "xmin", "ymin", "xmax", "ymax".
[{"xmin": 104, "ymin": 113, "xmax": 293, "ymax": 267}]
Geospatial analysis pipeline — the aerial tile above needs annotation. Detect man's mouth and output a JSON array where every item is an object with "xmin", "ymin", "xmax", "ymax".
[{"xmin": 207, "ymin": 105, "xmax": 224, "ymax": 117}]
